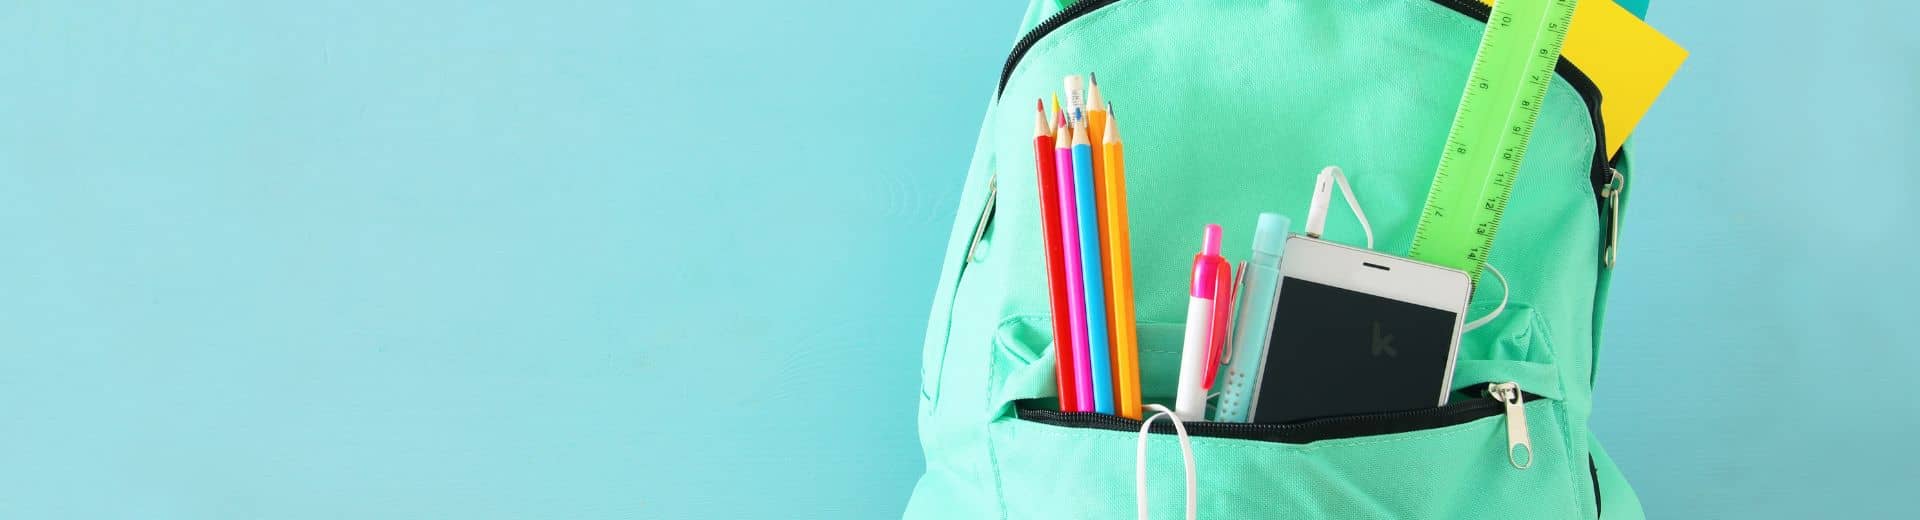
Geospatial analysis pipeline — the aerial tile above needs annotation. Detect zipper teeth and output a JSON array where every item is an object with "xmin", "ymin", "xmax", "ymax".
[
  {"xmin": 992, "ymin": 0, "xmax": 1611, "ymax": 206},
  {"xmin": 1017, "ymin": 390, "xmax": 1542, "ymax": 443},
  {"xmin": 996, "ymin": 0, "xmax": 1122, "ymax": 96}
]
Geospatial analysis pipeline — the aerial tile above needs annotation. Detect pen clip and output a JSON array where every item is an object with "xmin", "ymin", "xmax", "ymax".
[
  {"xmin": 1202, "ymin": 258, "xmax": 1234, "ymax": 389},
  {"xmin": 1220, "ymin": 260, "xmax": 1249, "ymax": 365}
]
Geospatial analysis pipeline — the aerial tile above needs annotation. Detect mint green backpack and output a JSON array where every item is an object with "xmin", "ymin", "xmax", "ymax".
[{"xmin": 909, "ymin": 0, "xmax": 1640, "ymax": 518}]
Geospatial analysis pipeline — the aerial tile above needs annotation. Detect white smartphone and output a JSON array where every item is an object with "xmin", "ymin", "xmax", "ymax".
[{"xmin": 1245, "ymin": 235, "xmax": 1472, "ymax": 424}]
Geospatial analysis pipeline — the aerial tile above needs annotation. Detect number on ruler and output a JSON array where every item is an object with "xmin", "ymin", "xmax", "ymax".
[{"xmin": 1408, "ymin": 0, "xmax": 1580, "ymax": 281}]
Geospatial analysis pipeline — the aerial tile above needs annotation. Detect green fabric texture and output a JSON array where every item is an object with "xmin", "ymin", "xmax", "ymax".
[{"xmin": 909, "ymin": 0, "xmax": 1636, "ymax": 518}]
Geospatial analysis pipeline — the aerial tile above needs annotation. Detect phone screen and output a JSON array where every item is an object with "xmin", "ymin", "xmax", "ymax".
[{"xmin": 1251, "ymin": 277, "xmax": 1459, "ymax": 424}]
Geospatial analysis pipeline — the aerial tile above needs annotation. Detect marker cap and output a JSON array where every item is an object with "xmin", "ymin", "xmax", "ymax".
[
  {"xmin": 1200, "ymin": 224, "xmax": 1222, "ymax": 256},
  {"xmin": 1252, "ymin": 213, "xmax": 1291, "ymax": 257},
  {"xmin": 1191, "ymin": 224, "xmax": 1226, "ymax": 299}
]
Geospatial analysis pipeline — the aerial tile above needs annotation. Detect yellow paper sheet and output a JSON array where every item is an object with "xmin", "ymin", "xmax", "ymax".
[{"xmin": 1479, "ymin": 0, "xmax": 1688, "ymax": 156}]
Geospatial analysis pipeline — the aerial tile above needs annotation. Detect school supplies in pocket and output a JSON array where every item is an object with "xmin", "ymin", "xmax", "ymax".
[{"xmin": 1035, "ymin": 76, "xmax": 1143, "ymax": 418}]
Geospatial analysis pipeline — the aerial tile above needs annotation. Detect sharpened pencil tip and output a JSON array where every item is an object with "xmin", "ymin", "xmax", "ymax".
[{"xmin": 1104, "ymin": 105, "xmax": 1119, "ymax": 142}]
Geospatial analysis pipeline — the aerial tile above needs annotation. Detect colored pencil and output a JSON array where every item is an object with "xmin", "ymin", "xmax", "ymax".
[
  {"xmin": 1071, "ymin": 121, "xmax": 1115, "ymax": 414},
  {"xmin": 1087, "ymin": 78, "xmax": 1111, "ymax": 287},
  {"xmin": 1084, "ymin": 76, "xmax": 1126, "ymax": 417},
  {"xmin": 1087, "ymin": 74, "xmax": 1109, "ymax": 174},
  {"xmin": 1100, "ymin": 106, "xmax": 1142, "ymax": 419},
  {"xmin": 1052, "ymin": 95, "xmax": 1066, "ymax": 131},
  {"xmin": 1055, "ymin": 123, "xmax": 1096, "ymax": 412},
  {"xmin": 1034, "ymin": 100, "xmax": 1080, "ymax": 411}
]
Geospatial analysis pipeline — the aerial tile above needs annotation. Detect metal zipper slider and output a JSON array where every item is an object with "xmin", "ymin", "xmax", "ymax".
[
  {"xmin": 966, "ymin": 175, "xmax": 997, "ymax": 263},
  {"xmin": 1487, "ymin": 382, "xmax": 1532, "ymax": 469},
  {"xmin": 1599, "ymin": 168, "xmax": 1626, "ymax": 268}
]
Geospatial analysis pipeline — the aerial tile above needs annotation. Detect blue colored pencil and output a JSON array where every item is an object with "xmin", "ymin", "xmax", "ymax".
[{"xmin": 1070, "ymin": 121, "xmax": 1115, "ymax": 414}]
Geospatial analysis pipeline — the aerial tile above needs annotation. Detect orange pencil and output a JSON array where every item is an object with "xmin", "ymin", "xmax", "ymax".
[
  {"xmin": 1100, "ymin": 103, "xmax": 1142, "ymax": 419},
  {"xmin": 1087, "ymin": 74, "xmax": 1109, "ymax": 173},
  {"xmin": 1087, "ymin": 76, "xmax": 1112, "ymax": 263}
]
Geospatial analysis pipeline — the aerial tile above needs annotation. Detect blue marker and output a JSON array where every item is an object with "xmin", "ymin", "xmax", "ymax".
[{"xmin": 1214, "ymin": 213, "xmax": 1290, "ymax": 422}]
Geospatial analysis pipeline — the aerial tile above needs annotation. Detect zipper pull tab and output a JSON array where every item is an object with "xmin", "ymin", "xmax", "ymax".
[
  {"xmin": 1487, "ymin": 382, "xmax": 1532, "ymax": 470},
  {"xmin": 1599, "ymin": 168, "xmax": 1626, "ymax": 268},
  {"xmin": 966, "ymin": 175, "xmax": 998, "ymax": 263}
]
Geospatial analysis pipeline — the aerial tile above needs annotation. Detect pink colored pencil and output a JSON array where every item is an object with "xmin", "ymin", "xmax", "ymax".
[{"xmin": 1055, "ymin": 125, "xmax": 1095, "ymax": 412}]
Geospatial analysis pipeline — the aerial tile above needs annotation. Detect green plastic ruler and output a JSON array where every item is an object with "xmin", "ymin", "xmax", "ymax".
[{"xmin": 1409, "ymin": 0, "xmax": 1579, "ymax": 283}]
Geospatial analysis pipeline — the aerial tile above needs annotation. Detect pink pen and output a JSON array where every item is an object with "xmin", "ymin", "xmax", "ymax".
[
  {"xmin": 1055, "ymin": 126, "xmax": 1095, "ymax": 412},
  {"xmin": 1174, "ymin": 224, "xmax": 1233, "ymax": 421}
]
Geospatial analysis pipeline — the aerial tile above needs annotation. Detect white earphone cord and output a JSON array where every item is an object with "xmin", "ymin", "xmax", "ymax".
[
  {"xmin": 1137, "ymin": 404, "xmax": 1197, "ymax": 520},
  {"xmin": 1461, "ymin": 263, "xmax": 1507, "ymax": 333},
  {"xmin": 1311, "ymin": 166, "xmax": 1505, "ymax": 332},
  {"xmin": 1327, "ymin": 167, "xmax": 1375, "ymax": 249}
]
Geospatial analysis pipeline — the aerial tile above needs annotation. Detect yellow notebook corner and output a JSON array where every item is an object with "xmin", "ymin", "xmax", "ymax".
[{"xmin": 1478, "ymin": 0, "xmax": 1688, "ymax": 156}]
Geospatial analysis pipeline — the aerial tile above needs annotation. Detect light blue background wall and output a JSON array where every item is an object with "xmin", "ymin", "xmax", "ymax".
[{"xmin": 0, "ymin": 1, "xmax": 1911, "ymax": 518}]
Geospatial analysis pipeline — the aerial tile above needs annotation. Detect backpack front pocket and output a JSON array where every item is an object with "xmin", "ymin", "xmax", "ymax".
[
  {"xmin": 983, "ymin": 317, "xmax": 1592, "ymax": 519},
  {"xmin": 990, "ymin": 394, "xmax": 1586, "ymax": 519}
]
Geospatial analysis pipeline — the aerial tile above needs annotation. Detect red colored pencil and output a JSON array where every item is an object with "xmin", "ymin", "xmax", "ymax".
[{"xmin": 1034, "ymin": 100, "xmax": 1080, "ymax": 411}]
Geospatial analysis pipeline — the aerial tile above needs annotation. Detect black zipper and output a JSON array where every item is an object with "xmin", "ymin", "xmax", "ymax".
[
  {"xmin": 1590, "ymin": 454, "xmax": 1603, "ymax": 516},
  {"xmin": 994, "ymin": 0, "xmax": 1611, "ymax": 212},
  {"xmin": 1015, "ymin": 388, "xmax": 1542, "ymax": 444},
  {"xmin": 996, "ymin": 0, "xmax": 1123, "ymax": 97}
]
